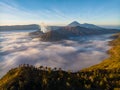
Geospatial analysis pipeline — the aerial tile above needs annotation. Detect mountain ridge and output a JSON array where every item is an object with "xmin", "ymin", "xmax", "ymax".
[
  {"xmin": 30, "ymin": 25, "xmax": 120, "ymax": 41},
  {"xmin": 0, "ymin": 24, "xmax": 39, "ymax": 31},
  {"xmin": 68, "ymin": 21, "xmax": 103, "ymax": 29},
  {"xmin": 68, "ymin": 21, "xmax": 81, "ymax": 27}
]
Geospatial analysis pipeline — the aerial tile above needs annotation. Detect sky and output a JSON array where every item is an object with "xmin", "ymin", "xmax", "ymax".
[{"xmin": 0, "ymin": 0, "xmax": 120, "ymax": 26}]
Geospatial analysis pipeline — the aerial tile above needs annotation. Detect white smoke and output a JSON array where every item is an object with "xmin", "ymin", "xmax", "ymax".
[{"xmin": 40, "ymin": 22, "xmax": 50, "ymax": 33}]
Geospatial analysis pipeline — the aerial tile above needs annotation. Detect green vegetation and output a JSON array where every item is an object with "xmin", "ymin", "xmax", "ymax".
[{"xmin": 0, "ymin": 33, "xmax": 120, "ymax": 90}]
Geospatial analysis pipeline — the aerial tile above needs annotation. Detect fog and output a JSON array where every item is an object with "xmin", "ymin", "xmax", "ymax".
[{"xmin": 0, "ymin": 30, "xmax": 113, "ymax": 77}]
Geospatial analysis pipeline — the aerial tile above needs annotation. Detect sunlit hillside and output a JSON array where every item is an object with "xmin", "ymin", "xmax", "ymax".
[{"xmin": 83, "ymin": 33, "xmax": 120, "ymax": 70}]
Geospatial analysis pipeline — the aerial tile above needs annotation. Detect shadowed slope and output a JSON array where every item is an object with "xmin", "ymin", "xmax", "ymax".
[
  {"xmin": 39, "ymin": 26, "xmax": 120, "ymax": 41},
  {"xmin": 0, "ymin": 64, "xmax": 120, "ymax": 90}
]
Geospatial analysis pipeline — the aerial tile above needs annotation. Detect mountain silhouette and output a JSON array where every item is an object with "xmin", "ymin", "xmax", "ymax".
[{"xmin": 68, "ymin": 21, "xmax": 103, "ymax": 29}]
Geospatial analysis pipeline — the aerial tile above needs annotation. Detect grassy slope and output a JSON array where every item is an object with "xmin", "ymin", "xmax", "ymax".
[
  {"xmin": 0, "ymin": 68, "xmax": 22, "ymax": 87},
  {"xmin": 0, "ymin": 65, "xmax": 120, "ymax": 90}
]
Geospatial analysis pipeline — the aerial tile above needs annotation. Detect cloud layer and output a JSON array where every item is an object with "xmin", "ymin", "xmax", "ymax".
[{"xmin": 0, "ymin": 30, "xmax": 112, "ymax": 77}]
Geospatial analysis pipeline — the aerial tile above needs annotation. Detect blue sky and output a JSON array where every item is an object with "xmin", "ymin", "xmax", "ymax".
[{"xmin": 0, "ymin": 0, "xmax": 120, "ymax": 26}]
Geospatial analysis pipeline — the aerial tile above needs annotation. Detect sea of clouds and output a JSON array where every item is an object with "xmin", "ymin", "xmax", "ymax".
[{"xmin": 0, "ymin": 30, "xmax": 113, "ymax": 77}]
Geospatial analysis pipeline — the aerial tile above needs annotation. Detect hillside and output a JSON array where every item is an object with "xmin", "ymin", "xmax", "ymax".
[
  {"xmin": 0, "ymin": 33, "xmax": 120, "ymax": 90},
  {"xmin": 0, "ymin": 24, "xmax": 39, "ymax": 31},
  {"xmin": 38, "ymin": 26, "xmax": 120, "ymax": 41},
  {"xmin": 83, "ymin": 33, "xmax": 120, "ymax": 70},
  {"xmin": 0, "ymin": 64, "xmax": 120, "ymax": 90}
]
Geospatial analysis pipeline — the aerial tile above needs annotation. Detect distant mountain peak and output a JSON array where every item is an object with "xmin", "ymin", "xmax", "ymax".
[
  {"xmin": 68, "ymin": 21, "xmax": 80, "ymax": 27},
  {"xmin": 68, "ymin": 21, "xmax": 103, "ymax": 29},
  {"xmin": 72, "ymin": 21, "xmax": 80, "ymax": 24}
]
